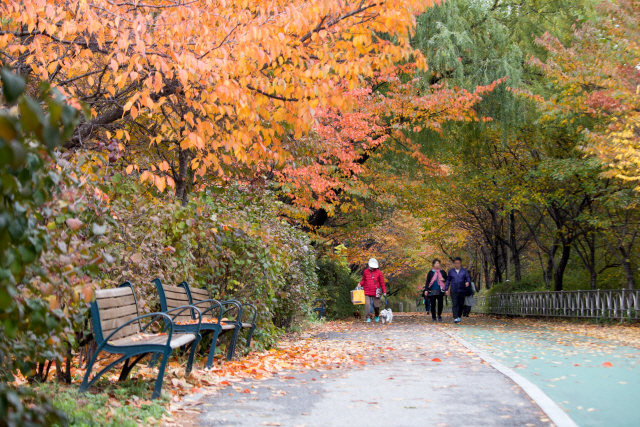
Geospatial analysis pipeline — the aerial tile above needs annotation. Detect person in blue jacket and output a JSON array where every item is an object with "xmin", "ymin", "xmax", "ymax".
[{"xmin": 445, "ymin": 257, "xmax": 472, "ymax": 324}]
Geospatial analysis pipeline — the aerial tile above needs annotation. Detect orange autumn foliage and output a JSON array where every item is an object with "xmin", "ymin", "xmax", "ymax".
[
  {"xmin": 0, "ymin": 0, "xmax": 436, "ymax": 193},
  {"xmin": 274, "ymin": 67, "xmax": 506, "ymax": 214}
]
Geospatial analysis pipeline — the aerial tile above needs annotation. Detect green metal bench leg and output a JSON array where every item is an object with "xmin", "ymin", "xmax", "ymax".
[
  {"xmin": 186, "ymin": 334, "xmax": 201, "ymax": 375},
  {"xmin": 79, "ymin": 348, "xmax": 102, "ymax": 393},
  {"xmin": 245, "ymin": 325, "xmax": 256, "ymax": 351},
  {"xmin": 205, "ymin": 328, "xmax": 221, "ymax": 369},
  {"xmin": 227, "ymin": 327, "xmax": 240, "ymax": 361},
  {"xmin": 152, "ymin": 348, "xmax": 172, "ymax": 400},
  {"xmin": 119, "ymin": 353, "xmax": 149, "ymax": 381},
  {"xmin": 148, "ymin": 352, "xmax": 160, "ymax": 368}
]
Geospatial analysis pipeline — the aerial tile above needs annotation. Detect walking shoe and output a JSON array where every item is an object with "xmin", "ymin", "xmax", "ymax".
[
  {"xmin": 366, "ymin": 318, "xmax": 371, "ymax": 323},
  {"xmin": 375, "ymin": 317, "xmax": 380, "ymax": 323},
  {"xmin": 438, "ymin": 316, "xmax": 443, "ymax": 322},
  {"xmin": 454, "ymin": 318, "xmax": 461, "ymax": 323}
]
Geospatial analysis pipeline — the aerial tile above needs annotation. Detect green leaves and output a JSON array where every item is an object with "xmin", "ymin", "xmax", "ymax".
[
  {"xmin": 1, "ymin": 68, "xmax": 26, "ymax": 104},
  {"xmin": 0, "ymin": 70, "xmax": 109, "ymax": 426}
]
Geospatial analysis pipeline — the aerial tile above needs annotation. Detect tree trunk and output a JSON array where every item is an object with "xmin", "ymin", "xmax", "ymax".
[
  {"xmin": 545, "ymin": 238, "xmax": 559, "ymax": 289},
  {"xmin": 589, "ymin": 237, "xmax": 597, "ymax": 290},
  {"xmin": 174, "ymin": 149, "xmax": 190, "ymax": 206},
  {"xmin": 620, "ymin": 252, "xmax": 635, "ymax": 289},
  {"xmin": 509, "ymin": 211, "xmax": 522, "ymax": 281},
  {"xmin": 485, "ymin": 256, "xmax": 491, "ymax": 289},
  {"xmin": 590, "ymin": 270, "xmax": 597, "ymax": 290},
  {"xmin": 554, "ymin": 242, "xmax": 572, "ymax": 291}
]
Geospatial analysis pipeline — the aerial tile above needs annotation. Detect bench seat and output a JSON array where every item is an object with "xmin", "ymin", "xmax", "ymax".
[{"xmin": 110, "ymin": 332, "xmax": 196, "ymax": 349}]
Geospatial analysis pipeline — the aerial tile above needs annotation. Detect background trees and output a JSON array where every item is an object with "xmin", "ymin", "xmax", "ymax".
[{"xmin": 314, "ymin": 0, "xmax": 640, "ymax": 297}]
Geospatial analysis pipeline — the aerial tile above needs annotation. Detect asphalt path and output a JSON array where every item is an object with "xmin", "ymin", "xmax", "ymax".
[{"xmin": 198, "ymin": 315, "xmax": 554, "ymax": 427}]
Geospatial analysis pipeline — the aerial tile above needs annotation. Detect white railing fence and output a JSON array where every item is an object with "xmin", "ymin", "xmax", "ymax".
[{"xmin": 479, "ymin": 289, "xmax": 640, "ymax": 320}]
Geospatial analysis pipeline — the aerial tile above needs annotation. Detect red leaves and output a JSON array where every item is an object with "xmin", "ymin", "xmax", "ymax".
[
  {"xmin": 602, "ymin": 362, "xmax": 613, "ymax": 367},
  {"xmin": 431, "ymin": 358, "xmax": 442, "ymax": 362}
]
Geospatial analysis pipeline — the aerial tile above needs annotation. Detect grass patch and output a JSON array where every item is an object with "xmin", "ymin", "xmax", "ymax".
[{"xmin": 35, "ymin": 381, "xmax": 168, "ymax": 427}]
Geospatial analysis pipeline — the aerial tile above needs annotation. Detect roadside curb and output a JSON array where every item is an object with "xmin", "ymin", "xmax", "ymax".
[{"xmin": 444, "ymin": 330, "xmax": 579, "ymax": 427}]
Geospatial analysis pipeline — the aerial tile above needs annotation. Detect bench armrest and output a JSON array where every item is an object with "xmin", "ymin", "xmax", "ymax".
[
  {"xmin": 103, "ymin": 312, "xmax": 174, "ymax": 346},
  {"xmin": 162, "ymin": 305, "xmax": 202, "ymax": 333},
  {"xmin": 219, "ymin": 300, "xmax": 243, "ymax": 324},
  {"xmin": 190, "ymin": 299, "xmax": 223, "ymax": 323}
]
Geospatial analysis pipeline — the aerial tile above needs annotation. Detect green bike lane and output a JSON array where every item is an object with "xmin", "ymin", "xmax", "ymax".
[{"xmin": 449, "ymin": 318, "xmax": 640, "ymax": 427}]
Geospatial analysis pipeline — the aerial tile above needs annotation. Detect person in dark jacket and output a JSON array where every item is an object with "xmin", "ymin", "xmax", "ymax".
[
  {"xmin": 445, "ymin": 257, "xmax": 472, "ymax": 324},
  {"xmin": 422, "ymin": 259, "xmax": 447, "ymax": 322},
  {"xmin": 359, "ymin": 258, "xmax": 387, "ymax": 323}
]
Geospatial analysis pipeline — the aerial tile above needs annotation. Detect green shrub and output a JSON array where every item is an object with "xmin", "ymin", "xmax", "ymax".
[
  {"xmin": 316, "ymin": 255, "xmax": 359, "ymax": 319},
  {"xmin": 101, "ymin": 178, "xmax": 317, "ymax": 349},
  {"xmin": 1, "ymin": 71, "xmax": 113, "ymax": 426}
]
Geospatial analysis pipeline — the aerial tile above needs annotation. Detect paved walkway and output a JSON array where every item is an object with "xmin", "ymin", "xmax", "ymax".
[{"xmin": 198, "ymin": 316, "xmax": 553, "ymax": 427}]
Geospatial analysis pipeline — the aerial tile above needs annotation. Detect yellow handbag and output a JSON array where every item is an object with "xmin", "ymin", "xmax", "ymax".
[{"xmin": 351, "ymin": 287, "xmax": 365, "ymax": 305}]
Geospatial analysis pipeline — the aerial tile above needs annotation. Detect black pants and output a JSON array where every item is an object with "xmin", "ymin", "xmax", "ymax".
[
  {"xmin": 451, "ymin": 292, "xmax": 466, "ymax": 319},
  {"xmin": 463, "ymin": 305, "xmax": 472, "ymax": 317},
  {"xmin": 429, "ymin": 295, "xmax": 444, "ymax": 320},
  {"xmin": 424, "ymin": 297, "xmax": 431, "ymax": 313}
]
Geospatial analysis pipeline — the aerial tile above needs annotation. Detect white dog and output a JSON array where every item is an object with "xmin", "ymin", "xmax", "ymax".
[{"xmin": 379, "ymin": 308, "xmax": 393, "ymax": 324}]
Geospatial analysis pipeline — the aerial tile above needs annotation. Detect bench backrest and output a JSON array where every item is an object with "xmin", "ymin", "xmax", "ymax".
[
  {"xmin": 181, "ymin": 282, "xmax": 218, "ymax": 320},
  {"xmin": 153, "ymin": 278, "xmax": 193, "ymax": 323},
  {"xmin": 92, "ymin": 283, "xmax": 141, "ymax": 343}
]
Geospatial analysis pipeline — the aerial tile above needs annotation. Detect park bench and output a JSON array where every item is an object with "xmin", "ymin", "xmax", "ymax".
[
  {"xmin": 180, "ymin": 281, "xmax": 257, "ymax": 361},
  {"xmin": 152, "ymin": 278, "xmax": 241, "ymax": 368},
  {"xmin": 313, "ymin": 299, "xmax": 327, "ymax": 319},
  {"xmin": 79, "ymin": 282, "xmax": 202, "ymax": 399}
]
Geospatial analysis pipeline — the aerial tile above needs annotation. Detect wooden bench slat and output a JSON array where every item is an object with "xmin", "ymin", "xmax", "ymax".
[
  {"xmin": 96, "ymin": 287, "xmax": 133, "ymax": 299},
  {"xmin": 101, "ymin": 317, "xmax": 140, "ymax": 334},
  {"xmin": 103, "ymin": 323, "xmax": 140, "ymax": 341},
  {"xmin": 190, "ymin": 288, "xmax": 209, "ymax": 299},
  {"xmin": 99, "ymin": 304, "xmax": 138, "ymax": 321},
  {"xmin": 162, "ymin": 284, "xmax": 186, "ymax": 293},
  {"xmin": 96, "ymin": 294, "xmax": 136, "ymax": 309},
  {"xmin": 164, "ymin": 289, "xmax": 190, "ymax": 301},
  {"xmin": 166, "ymin": 298, "xmax": 190, "ymax": 309}
]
